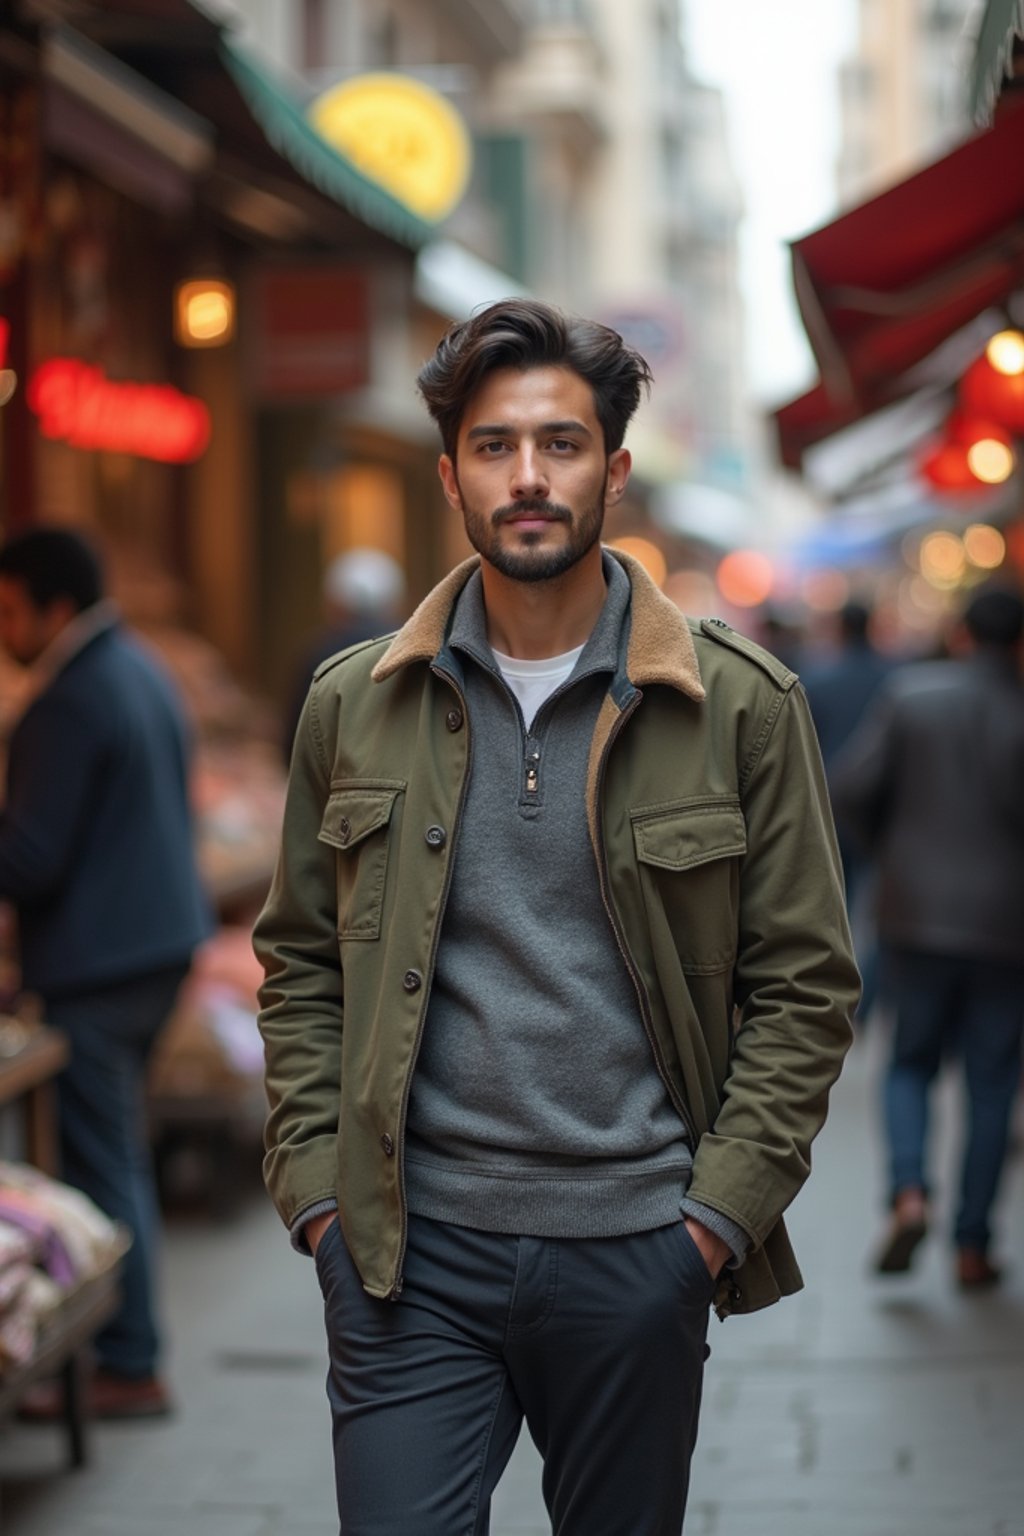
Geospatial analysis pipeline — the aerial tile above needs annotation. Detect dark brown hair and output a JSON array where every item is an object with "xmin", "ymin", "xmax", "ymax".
[{"xmin": 417, "ymin": 298, "xmax": 653, "ymax": 458}]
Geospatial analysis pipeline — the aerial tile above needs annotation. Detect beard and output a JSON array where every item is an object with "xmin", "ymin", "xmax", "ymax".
[{"xmin": 461, "ymin": 493, "xmax": 605, "ymax": 584}]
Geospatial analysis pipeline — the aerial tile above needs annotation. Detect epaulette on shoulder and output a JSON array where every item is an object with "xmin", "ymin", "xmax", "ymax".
[
  {"xmin": 693, "ymin": 616, "xmax": 797, "ymax": 690},
  {"xmin": 312, "ymin": 633, "xmax": 395, "ymax": 683}
]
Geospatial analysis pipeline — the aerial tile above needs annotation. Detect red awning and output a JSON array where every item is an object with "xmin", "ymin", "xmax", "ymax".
[{"xmin": 774, "ymin": 93, "xmax": 1024, "ymax": 469}]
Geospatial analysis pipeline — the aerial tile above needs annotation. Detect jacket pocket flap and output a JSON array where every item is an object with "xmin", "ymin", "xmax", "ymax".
[
  {"xmin": 319, "ymin": 787, "xmax": 402, "ymax": 851},
  {"xmin": 633, "ymin": 801, "xmax": 746, "ymax": 872}
]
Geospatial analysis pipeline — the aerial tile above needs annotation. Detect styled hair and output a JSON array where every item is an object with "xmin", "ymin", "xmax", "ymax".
[
  {"xmin": 417, "ymin": 298, "xmax": 653, "ymax": 458},
  {"xmin": 963, "ymin": 584, "xmax": 1024, "ymax": 649},
  {"xmin": 0, "ymin": 528, "xmax": 104, "ymax": 613}
]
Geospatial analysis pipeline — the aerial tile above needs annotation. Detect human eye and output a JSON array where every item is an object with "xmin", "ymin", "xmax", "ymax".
[{"xmin": 548, "ymin": 437, "xmax": 578, "ymax": 453}]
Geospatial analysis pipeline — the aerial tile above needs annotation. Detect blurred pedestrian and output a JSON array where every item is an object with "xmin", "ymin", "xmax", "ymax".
[
  {"xmin": 831, "ymin": 585, "xmax": 1024, "ymax": 1288},
  {"xmin": 282, "ymin": 546, "xmax": 405, "ymax": 759},
  {"xmin": 0, "ymin": 528, "xmax": 211, "ymax": 1417},
  {"xmin": 802, "ymin": 599, "xmax": 892, "ymax": 1019},
  {"xmin": 255, "ymin": 298, "xmax": 857, "ymax": 1536}
]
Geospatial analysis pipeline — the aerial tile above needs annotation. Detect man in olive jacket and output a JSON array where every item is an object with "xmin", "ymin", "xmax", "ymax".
[{"xmin": 255, "ymin": 299, "xmax": 858, "ymax": 1536}]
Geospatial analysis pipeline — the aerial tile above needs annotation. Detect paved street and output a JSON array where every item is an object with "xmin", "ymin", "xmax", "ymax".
[{"xmin": 2, "ymin": 1022, "xmax": 1023, "ymax": 1535}]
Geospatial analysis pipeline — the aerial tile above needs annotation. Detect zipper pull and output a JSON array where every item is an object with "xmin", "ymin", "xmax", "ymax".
[{"xmin": 525, "ymin": 749, "xmax": 540, "ymax": 794}]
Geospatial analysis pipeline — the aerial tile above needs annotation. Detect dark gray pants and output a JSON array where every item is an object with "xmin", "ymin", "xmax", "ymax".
[{"xmin": 315, "ymin": 1213, "xmax": 714, "ymax": 1536}]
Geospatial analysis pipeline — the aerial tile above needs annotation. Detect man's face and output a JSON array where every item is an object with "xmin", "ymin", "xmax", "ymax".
[
  {"xmin": 438, "ymin": 365, "xmax": 630, "ymax": 583},
  {"xmin": 0, "ymin": 577, "xmax": 69, "ymax": 665}
]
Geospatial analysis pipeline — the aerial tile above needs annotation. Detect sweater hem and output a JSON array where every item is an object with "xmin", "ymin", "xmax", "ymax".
[{"xmin": 405, "ymin": 1156, "xmax": 693, "ymax": 1238}]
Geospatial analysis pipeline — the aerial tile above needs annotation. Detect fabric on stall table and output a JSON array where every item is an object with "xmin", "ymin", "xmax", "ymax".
[
  {"xmin": 0, "ymin": 1249, "xmax": 34, "ymax": 1309},
  {"xmin": 0, "ymin": 1268, "xmax": 60, "ymax": 1371},
  {"xmin": 0, "ymin": 1192, "xmax": 76, "ymax": 1285},
  {"xmin": 0, "ymin": 1220, "xmax": 33, "ymax": 1272},
  {"xmin": 0, "ymin": 1161, "xmax": 125, "ymax": 1280}
]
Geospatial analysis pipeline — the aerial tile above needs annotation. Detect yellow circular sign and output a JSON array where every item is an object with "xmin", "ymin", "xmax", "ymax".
[{"xmin": 309, "ymin": 73, "xmax": 472, "ymax": 223}]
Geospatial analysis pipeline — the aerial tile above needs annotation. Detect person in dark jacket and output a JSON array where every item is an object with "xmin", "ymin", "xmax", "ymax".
[
  {"xmin": 0, "ymin": 528, "xmax": 211, "ymax": 1417},
  {"xmin": 831, "ymin": 585, "xmax": 1024, "ymax": 1288},
  {"xmin": 802, "ymin": 600, "xmax": 892, "ymax": 1019}
]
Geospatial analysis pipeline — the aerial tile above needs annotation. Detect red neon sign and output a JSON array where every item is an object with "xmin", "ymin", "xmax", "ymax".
[{"xmin": 27, "ymin": 359, "xmax": 210, "ymax": 463}]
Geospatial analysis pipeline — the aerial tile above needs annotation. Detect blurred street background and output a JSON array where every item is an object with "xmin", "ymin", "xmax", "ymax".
[{"xmin": 2, "ymin": 0, "xmax": 1024, "ymax": 1529}]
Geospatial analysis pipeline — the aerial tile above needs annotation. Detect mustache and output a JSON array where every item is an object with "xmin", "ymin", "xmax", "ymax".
[{"xmin": 492, "ymin": 500, "xmax": 571, "ymax": 527}]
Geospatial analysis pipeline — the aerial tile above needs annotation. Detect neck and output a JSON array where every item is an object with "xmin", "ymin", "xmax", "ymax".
[{"xmin": 479, "ymin": 544, "xmax": 606, "ymax": 659}]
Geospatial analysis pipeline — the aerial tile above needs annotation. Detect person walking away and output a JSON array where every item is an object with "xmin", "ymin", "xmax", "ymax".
[
  {"xmin": 254, "ymin": 298, "xmax": 859, "ymax": 1536},
  {"xmin": 0, "ymin": 528, "xmax": 212, "ymax": 1416},
  {"xmin": 802, "ymin": 599, "xmax": 892, "ymax": 1020},
  {"xmin": 831, "ymin": 585, "xmax": 1024, "ymax": 1287}
]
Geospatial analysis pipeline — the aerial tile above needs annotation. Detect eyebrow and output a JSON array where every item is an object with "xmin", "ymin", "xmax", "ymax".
[{"xmin": 466, "ymin": 419, "xmax": 593, "ymax": 440}]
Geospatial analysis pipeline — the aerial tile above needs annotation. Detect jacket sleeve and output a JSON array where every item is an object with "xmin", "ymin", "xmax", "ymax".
[
  {"xmin": 686, "ymin": 682, "xmax": 859, "ymax": 1248},
  {"xmin": 0, "ymin": 695, "xmax": 104, "ymax": 901},
  {"xmin": 253, "ymin": 685, "xmax": 343, "ymax": 1233}
]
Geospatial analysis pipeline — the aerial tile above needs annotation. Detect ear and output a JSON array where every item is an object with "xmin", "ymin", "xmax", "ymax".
[
  {"xmin": 438, "ymin": 454, "xmax": 462, "ymax": 512},
  {"xmin": 605, "ymin": 448, "xmax": 631, "ymax": 508}
]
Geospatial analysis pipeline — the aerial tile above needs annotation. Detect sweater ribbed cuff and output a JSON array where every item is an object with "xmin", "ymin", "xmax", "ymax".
[
  {"xmin": 679, "ymin": 1198, "xmax": 749, "ymax": 1266},
  {"xmin": 289, "ymin": 1198, "xmax": 338, "ymax": 1256}
]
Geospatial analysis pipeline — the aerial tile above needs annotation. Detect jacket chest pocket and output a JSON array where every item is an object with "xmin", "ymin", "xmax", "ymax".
[
  {"xmin": 318, "ymin": 783, "xmax": 405, "ymax": 940},
  {"xmin": 632, "ymin": 797, "xmax": 746, "ymax": 974}
]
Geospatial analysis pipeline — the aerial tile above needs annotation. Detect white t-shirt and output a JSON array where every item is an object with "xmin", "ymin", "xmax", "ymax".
[{"xmin": 491, "ymin": 643, "xmax": 585, "ymax": 731}]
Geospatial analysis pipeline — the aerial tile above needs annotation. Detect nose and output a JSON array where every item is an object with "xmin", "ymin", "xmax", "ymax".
[{"xmin": 509, "ymin": 442, "xmax": 548, "ymax": 501}]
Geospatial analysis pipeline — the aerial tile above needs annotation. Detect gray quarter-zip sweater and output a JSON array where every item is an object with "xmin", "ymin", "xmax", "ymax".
[{"xmin": 405, "ymin": 557, "xmax": 739, "ymax": 1247}]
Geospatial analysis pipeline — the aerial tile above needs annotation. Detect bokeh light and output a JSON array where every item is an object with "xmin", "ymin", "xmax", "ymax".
[
  {"xmin": 800, "ymin": 568, "xmax": 849, "ymax": 612},
  {"xmin": 962, "ymin": 523, "xmax": 1005, "ymax": 570},
  {"xmin": 663, "ymin": 568, "xmax": 718, "ymax": 615},
  {"xmin": 965, "ymin": 436, "xmax": 1014, "ymax": 484},
  {"xmin": 986, "ymin": 329, "xmax": 1024, "ymax": 377},
  {"xmin": 716, "ymin": 549, "xmax": 774, "ymax": 607},
  {"xmin": 919, "ymin": 531, "xmax": 966, "ymax": 588},
  {"xmin": 608, "ymin": 536, "xmax": 667, "ymax": 587}
]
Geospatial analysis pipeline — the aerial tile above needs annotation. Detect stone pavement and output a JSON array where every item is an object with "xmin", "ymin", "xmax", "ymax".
[{"xmin": 2, "ymin": 1024, "xmax": 1023, "ymax": 1535}]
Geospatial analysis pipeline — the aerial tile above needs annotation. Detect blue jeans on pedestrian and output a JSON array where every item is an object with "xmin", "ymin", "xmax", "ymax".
[
  {"xmin": 315, "ymin": 1212, "xmax": 715, "ymax": 1536},
  {"xmin": 883, "ymin": 947, "xmax": 1024, "ymax": 1252},
  {"xmin": 46, "ymin": 962, "xmax": 191, "ymax": 1379}
]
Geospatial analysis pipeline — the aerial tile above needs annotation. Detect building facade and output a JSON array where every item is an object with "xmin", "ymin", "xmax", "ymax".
[{"xmin": 838, "ymin": 0, "xmax": 970, "ymax": 206}]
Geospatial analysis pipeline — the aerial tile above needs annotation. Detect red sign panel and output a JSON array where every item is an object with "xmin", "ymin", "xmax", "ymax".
[
  {"xmin": 27, "ymin": 359, "xmax": 210, "ymax": 463},
  {"xmin": 249, "ymin": 267, "xmax": 370, "ymax": 399}
]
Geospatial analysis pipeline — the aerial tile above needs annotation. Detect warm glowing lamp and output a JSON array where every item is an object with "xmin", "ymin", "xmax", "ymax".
[
  {"xmin": 920, "ymin": 412, "xmax": 1015, "ymax": 490},
  {"xmin": 919, "ymin": 441, "xmax": 980, "ymax": 491},
  {"xmin": 966, "ymin": 436, "xmax": 1014, "ymax": 484},
  {"xmin": 960, "ymin": 353, "xmax": 1024, "ymax": 432},
  {"xmin": 174, "ymin": 278, "xmax": 236, "ymax": 348},
  {"xmin": 986, "ymin": 329, "xmax": 1024, "ymax": 377}
]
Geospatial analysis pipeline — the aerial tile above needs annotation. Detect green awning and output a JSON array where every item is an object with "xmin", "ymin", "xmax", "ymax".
[
  {"xmin": 221, "ymin": 42, "xmax": 433, "ymax": 251},
  {"xmin": 970, "ymin": 0, "xmax": 1024, "ymax": 125}
]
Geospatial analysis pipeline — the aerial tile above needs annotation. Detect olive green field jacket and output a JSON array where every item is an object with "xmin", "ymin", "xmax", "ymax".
[{"xmin": 254, "ymin": 550, "xmax": 859, "ymax": 1319}]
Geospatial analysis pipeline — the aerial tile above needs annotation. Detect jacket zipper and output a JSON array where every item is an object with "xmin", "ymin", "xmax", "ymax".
[
  {"xmin": 390, "ymin": 666, "xmax": 473, "ymax": 1298},
  {"xmin": 592, "ymin": 690, "xmax": 699, "ymax": 1147}
]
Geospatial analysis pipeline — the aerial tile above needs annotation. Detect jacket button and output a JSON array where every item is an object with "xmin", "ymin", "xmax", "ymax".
[
  {"xmin": 338, "ymin": 815, "xmax": 351, "ymax": 843},
  {"xmin": 402, "ymin": 969, "xmax": 423, "ymax": 992},
  {"xmin": 425, "ymin": 825, "xmax": 447, "ymax": 849},
  {"xmin": 445, "ymin": 708, "xmax": 463, "ymax": 731},
  {"xmin": 380, "ymin": 1132, "xmax": 395, "ymax": 1156}
]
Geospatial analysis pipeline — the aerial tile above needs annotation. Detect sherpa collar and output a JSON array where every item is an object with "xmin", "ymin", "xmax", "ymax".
[{"xmin": 371, "ymin": 548, "xmax": 705, "ymax": 702}]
